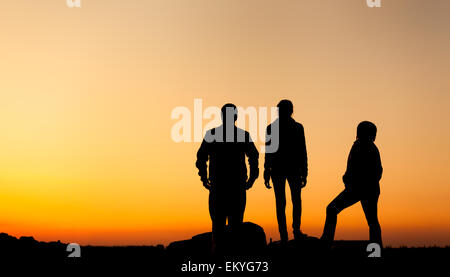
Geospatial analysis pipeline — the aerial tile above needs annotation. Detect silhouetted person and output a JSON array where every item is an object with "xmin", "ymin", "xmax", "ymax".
[
  {"xmin": 321, "ymin": 121, "xmax": 383, "ymax": 248},
  {"xmin": 196, "ymin": 103, "xmax": 259, "ymax": 253},
  {"xmin": 264, "ymin": 100, "xmax": 308, "ymax": 242}
]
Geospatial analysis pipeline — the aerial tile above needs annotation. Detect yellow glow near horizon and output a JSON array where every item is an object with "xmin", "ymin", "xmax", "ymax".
[{"xmin": 0, "ymin": 0, "xmax": 449, "ymax": 246}]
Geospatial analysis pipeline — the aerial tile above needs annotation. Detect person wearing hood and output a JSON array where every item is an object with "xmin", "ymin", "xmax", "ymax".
[{"xmin": 321, "ymin": 121, "xmax": 383, "ymax": 248}]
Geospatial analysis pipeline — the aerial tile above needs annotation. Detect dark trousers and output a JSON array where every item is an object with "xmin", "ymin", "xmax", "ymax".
[
  {"xmin": 272, "ymin": 175, "xmax": 302, "ymax": 242},
  {"xmin": 209, "ymin": 186, "xmax": 246, "ymax": 251},
  {"xmin": 321, "ymin": 188, "xmax": 382, "ymax": 247}
]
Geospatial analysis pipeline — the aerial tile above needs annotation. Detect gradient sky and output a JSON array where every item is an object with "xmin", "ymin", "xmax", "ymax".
[{"xmin": 0, "ymin": 0, "xmax": 449, "ymax": 246}]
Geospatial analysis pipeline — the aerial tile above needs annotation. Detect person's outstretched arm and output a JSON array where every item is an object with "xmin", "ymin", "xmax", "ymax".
[{"xmin": 196, "ymin": 138, "xmax": 211, "ymax": 190}]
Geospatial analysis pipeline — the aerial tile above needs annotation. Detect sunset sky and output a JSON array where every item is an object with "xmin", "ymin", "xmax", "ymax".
[{"xmin": 0, "ymin": 0, "xmax": 449, "ymax": 246}]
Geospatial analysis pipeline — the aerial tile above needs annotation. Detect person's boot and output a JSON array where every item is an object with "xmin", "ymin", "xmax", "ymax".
[
  {"xmin": 319, "ymin": 235, "xmax": 333, "ymax": 251},
  {"xmin": 279, "ymin": 229, "xmax": 288, "ymax": 245},
  {"xmin": 293, "ymin": 230, "xmax": 307, "ymax": 241}
]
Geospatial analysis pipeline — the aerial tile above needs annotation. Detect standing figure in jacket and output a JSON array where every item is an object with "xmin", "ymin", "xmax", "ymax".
[
  {"xmin": 321, "ymin": 121, "xmax": 383, "ymax": 247},
  {"xmin": 264, "ymin": 100, "xmax": 308, "ymax": 242},
  {"xmin": 196, "ymin": 103, "xmax": 259, "ymax": 252}
]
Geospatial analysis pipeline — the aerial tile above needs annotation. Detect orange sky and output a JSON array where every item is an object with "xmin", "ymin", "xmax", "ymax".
[{"xmin": 0, "ymin": 0, "xmax": 449, "ymax": 247}]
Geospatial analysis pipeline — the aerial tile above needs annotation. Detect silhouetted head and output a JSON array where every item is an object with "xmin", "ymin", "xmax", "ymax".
[
  {"xmin": 357, "ymin": 121, "xmax": 377, "ymax": 141},
  {"xmin": 277, "ymin": 99, "xmax": 293, "ymax": 120},
  {"xmin": 221, "ymin": 103, "xmax": 238, "ymax": 124}
]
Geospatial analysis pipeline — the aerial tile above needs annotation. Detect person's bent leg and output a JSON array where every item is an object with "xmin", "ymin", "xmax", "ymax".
[
  {"xmin": 272, "ymin": 176, "xmax": 288, "ymax": 242},
  {"xmin": 321, "ymin": 189, "xmax": 359, "ymax": 243},
  {"xmin": 361, "ymin": 193, "xmax": 382, "ymax": 248}
]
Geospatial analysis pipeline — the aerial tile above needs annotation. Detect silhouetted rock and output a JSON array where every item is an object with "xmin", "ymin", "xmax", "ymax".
[
  {"xmin": 167, "ymin": 222, "xmax": 266, "ymax": 258},
  {"xmin": 0, "ymin": 233, "xmax": 67, "ymax": 263},
  {"xmin": 0, "ymin": 233, "xmax": 18, "ymax": 244}
]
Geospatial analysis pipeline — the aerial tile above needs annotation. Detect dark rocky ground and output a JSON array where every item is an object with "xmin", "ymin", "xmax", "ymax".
[{"xmin": 1, "ymin": 223, "xmax": 448, "ymax": 274}]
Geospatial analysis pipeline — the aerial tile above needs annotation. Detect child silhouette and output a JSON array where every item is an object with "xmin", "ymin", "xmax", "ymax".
[{"xmin": 321, "ymin": 121, "xmax": 383, "ymax": 248}]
